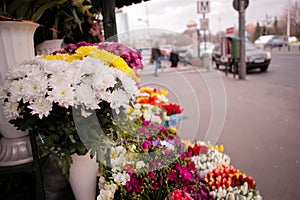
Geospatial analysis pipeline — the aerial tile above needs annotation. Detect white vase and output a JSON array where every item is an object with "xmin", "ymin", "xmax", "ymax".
[
  {"xmin": 0, "ymin": 21, "xmax": 39, "ymax": 166},
  {"xmin": 35, "ymin": 39, "xmax": 64, "ymax": 55},
  {"xmin": 69, "ymin": 153, "xmax": 98, "ymax": 200}
]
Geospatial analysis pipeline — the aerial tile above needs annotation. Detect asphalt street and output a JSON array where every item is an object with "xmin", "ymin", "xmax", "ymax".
[{"xmin": 140, "ymin": 46, "xmax": 300, "ymax": 199}]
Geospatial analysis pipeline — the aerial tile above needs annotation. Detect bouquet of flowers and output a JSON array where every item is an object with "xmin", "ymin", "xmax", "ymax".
[
  {"xmin": 54, "ymin": 41, "xmax": 144, "ymax": 72},
  {"xmin": 188, "ymin": 141, "xmax": 230, "ymax": 174},
  {"xmin": 96, "ymin": 88, "xmax": 215, "ymax": 200},
  {"xmin": 204, "ymin": 164, "xmax": 262, "ymax": 200},
  {"xmin": 136, "ymin": 87, "xmax": 183, "ymax": 128},
  {"xmin": 0, "ymin": 45, "xmax": 139, "ymax": 175}
]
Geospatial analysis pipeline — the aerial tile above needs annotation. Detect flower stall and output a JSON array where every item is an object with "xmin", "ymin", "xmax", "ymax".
[{"xmin": 0, "ymin": 41, "xmax": 262, "ymax": 200}]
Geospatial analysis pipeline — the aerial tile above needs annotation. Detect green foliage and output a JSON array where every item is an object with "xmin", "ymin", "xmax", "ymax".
[
  {"xmin": 0, "ymin": 0, "xmax": 68, "ymax": 21},
  {"xmin": 8, "ymin": 97, "xmax": 128, "ymax": 177}
]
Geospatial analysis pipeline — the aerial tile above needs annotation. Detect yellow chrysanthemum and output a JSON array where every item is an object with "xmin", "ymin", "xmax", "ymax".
[
  {"xmin": 168, "ymin": 126, "xmax": 177, "ymax": 134},
  {"xmin": 140, "ymin": 87, "xmax": 154, "ymax": 94},
  {"xmin": 159, "ymin": 89, "xmax": 168, "ymax": 96},
  {"xmin": 75, "ymin": 46, "xmax": 98, "ymax": 58},
  {"xmin": 150, "ymin": 93, "xmax": 158, "ymax": 98},
  {"xmin": 41, "ymin": 53, "xmax": 70, "ymax": 61},
  {"xmin": 41, "ymin": 46, "xmax": 137, "ymax": 80},
  {"xmin": 89, "ymin": 49, "xmax": 137, "ymax": 80}
]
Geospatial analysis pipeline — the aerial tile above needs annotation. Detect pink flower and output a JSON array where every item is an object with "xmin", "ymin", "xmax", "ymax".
[
  {"xmin": 142, "ymin": 141, "xmax": 151, "ymax": 151},
  {"xmin": 166, "ymin": 171, "xmax": 178, "ymax": 181}
]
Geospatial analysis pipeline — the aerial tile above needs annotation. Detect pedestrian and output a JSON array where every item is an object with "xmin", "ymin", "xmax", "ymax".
[
  {"xmin": 151, "ymin": 42, "xmax": 162, "ymax": 76},
  {"xmin": 169, "ymin": 50, "xmax": 180, "ymax": 67}
]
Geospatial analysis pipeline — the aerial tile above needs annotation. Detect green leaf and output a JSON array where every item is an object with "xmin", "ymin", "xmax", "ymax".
[{"xmin": 31, "ymin": 2, "xmax": 58, "ymax": 21}]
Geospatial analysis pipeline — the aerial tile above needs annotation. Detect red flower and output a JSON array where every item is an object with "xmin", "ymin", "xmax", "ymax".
[{"xmin": 161, "ymin": 103, "xmax": 183, "ymax": 116}]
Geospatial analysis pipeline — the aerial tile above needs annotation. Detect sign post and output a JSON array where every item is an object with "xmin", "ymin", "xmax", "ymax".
[
  {"xmin": 233, "ymin": 0, "xmax": 247, "ymax": 80},
  {"xmin": 197, "ymin": 0, "xmax": 210, "ymax": 54}
]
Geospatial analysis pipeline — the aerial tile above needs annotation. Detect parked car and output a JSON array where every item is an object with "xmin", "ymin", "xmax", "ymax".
[
  {"xmin": 254, "ymin": 35, "xmax": 288, "ymax": 49},
  {"xmin": 199, "ymin": 42, "xmax": 215, "ymax": 57},
  {"xmin": 212, "ymin": 41, "xmax": 272, "ymax": 72}
]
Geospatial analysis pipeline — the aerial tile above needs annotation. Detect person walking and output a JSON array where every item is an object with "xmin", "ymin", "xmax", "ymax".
[
  {"xmin": 151, "ymin": 42, "xmax": 162, "ymax": 76},
  {"xmin": 169, "ymin": 50, "xmax": 180, "ymax": 68}
]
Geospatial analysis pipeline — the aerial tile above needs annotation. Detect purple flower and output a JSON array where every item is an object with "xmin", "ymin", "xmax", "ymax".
[{"xmin": 152, "ymin": 140, "xmax": 161, "ymax": 146}]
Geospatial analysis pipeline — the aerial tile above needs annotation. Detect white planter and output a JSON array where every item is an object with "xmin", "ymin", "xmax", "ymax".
[
  {"xmin": 69, "ymin": 153, "xmax": 98, "ymax": 200},
  {"xmin": 36, "ymin": 39, "xmax": 63, "ymax": 55},
  {"xmin": 0, "ymin": 21, "xmax": 39, "ymax": 166}
]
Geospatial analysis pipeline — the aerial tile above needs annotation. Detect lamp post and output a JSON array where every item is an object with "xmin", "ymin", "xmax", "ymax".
[{"xmin": 138, "ymin": 18, "xmax": 151, "ymax": 44}]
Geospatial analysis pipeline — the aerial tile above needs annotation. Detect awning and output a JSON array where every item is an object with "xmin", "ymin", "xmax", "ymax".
[
  {"xmin": 115, "ymin": 0, "xmax": 150, "ymax": 8},
  {"xmin": 98, "ymin": 0, "xmax": 151, "ymax": 41}
]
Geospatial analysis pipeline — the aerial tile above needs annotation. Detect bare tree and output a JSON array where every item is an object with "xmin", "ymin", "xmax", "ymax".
[{"xmin": 278, "ymin": 1, "xmax": 300, "ymax": 38}]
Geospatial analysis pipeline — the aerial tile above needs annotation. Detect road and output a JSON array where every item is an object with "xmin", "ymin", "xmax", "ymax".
[{"xmin": 140, "ymin": 47, "xmax": 300, "ymax": 199}]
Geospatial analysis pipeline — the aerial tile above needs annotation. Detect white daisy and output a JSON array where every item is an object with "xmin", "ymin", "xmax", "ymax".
[{"xmin": 28, "ymin": 98, "xmax": 53, "ymax": 119}]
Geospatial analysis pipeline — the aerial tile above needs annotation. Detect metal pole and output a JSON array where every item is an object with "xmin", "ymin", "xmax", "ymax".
[
  {"xmin": 100, "ymin": 0, "xmax": 118, "ymax": 41},
  {"xmin": 239, "ymin": 0, "xmax": 246, "ymax": 80},
  {"xmin": 203, "ymin": 13, "xmax": 207, "ymax": 52},
  {"xmin": 287, "ymin": 0, "xmax": 290, "ymax": 37}
]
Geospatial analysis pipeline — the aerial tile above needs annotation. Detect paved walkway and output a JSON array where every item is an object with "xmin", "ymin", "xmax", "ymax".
[{"xmin": 140, "ymin": 60, "xmax": 210, "ymax": 76}]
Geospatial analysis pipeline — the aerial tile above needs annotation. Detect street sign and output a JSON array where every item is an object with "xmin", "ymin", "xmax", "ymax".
[
  {"xmin": 226, "ymin": 27, "xmax": 234, "ymax": 34},
  {"xmin": 233, "ymin": 0, "xmax": 249, "ymax": 11},
  {"xmin": 197, "ymin": 0, "xmax": 210, "ymax": 14},
  {"xmin": 200, "ymin": 18, "xmax": 209, "ymax": 30}
]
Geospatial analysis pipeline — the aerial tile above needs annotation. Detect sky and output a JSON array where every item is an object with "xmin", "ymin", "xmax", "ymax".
[{"xmin": 120, "ymin": 0, "xmax": 294, "ymax": 34}]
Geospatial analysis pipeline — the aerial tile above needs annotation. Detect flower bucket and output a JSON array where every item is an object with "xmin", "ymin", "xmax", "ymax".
[
  {"xmin": 69, "ymin": 152, "xmax": 98, "ymax": 200},
  {"xmin": 164, "ymin": 113, "xmax": 182, "ymax": 128},
  {"xmin": 0, "ymin": 21, "xmax": 39, "ymax": 166},
  {"xmin": 35, "ymin": 39, "xmax": 64, "ymax": 55}
]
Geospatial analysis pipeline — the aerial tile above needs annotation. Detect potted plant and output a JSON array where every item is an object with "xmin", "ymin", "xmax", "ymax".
[
  {"xmin": 34, "ymin": 0, "xmax": 93, "ymax": 54},
  {"xmin": 0, "ymin": 0, "xmax": 70, "ymax": 166},
  {"xmin": 0, "ymin": 0, "xmax": 93, "ymax": 53}
]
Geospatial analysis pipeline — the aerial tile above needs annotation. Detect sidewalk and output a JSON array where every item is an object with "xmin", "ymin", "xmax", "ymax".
[{"xmin": 140, "ymin": 60, "xmax": 210, "ymax": 76}]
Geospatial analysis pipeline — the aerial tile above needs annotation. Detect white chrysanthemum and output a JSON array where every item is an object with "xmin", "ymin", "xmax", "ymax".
[
  {"xmin": 110, "ymin": 89, "xmax": 129, "ymax": 114},
  {"xmin": 9, "ymin": 79, "xmax": 26, "ymax": 102},
  {"xmin": 161, "ymin": 141, "xmax": 175, "ymax": 151},
  {"xmin": 43, "ymin": 59, "xmax": 70, "ymax": 74},
  {"xmin": 28, "ymin": 98, "xmax": 53, "ymax": 119},
  {"xmin": 6, "ymin": 59, "xmax": 42, "ymax": 80},
  {"xmin": 80, "ymin": 57, "xmax": 104, "ymax": 75},
  {"xmin": 118, "ymin": 73, "xmax": 139, "ymax": 97},
  {"xmin": 111, "ymin": 171, "xmax": 130, "ymax": 185},
  {"xmin": 75, "ymin": 83, "xmax": 100, "ymax": 109},
  {"xmin": 95, "ymin": 71, "xmax": 117, "ymax": 90},
  {"xmin": 48, "ymin": 71, "xmax": 74, "ymax": 88},
  {"xmin": 47, "ymin": 85, "xmax": 74, "ymax": 108},
  {"xmin": 3, "ymin": 101, "xmax": 20, "ymax": 118},
  {"xmin": 96, "ymin": 89, "xmax": 112, "ymax": 103},
  {"xmin": 135, "ymin": 160, "xmax": 146, "ymax": 169},
  {"xmin": 151, "ymin": 115, "xmax": 162, "ymax": 124},
  {"xmin": 23, "ymin": 76, "xmax": 48, "ymax": 102},
  {"xmin": 65, "ymin": 62, "xmax": 82, "ymax": 86}
]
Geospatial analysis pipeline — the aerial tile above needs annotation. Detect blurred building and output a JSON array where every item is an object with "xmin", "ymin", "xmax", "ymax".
[{"xmin": 116, "ymin": 9, "xmax": 130, "ymax": 43}]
